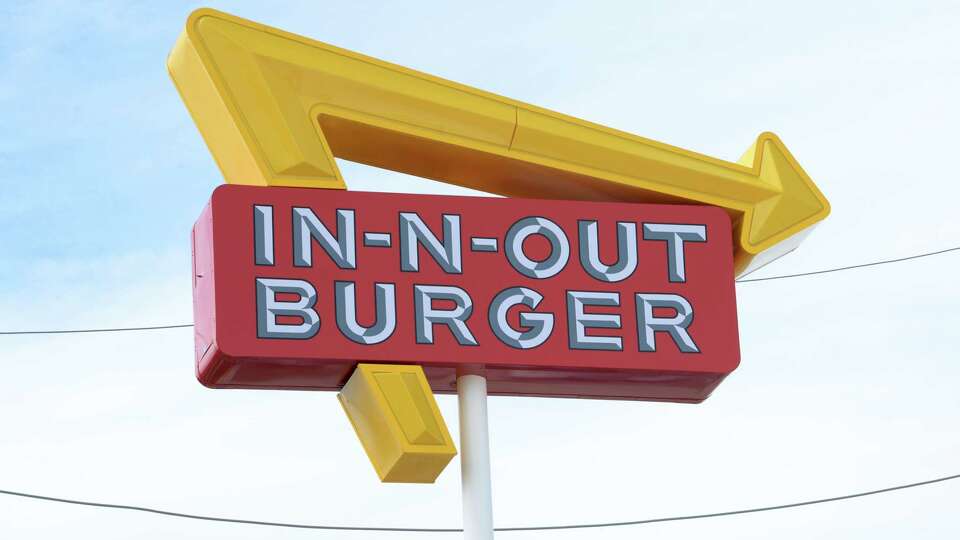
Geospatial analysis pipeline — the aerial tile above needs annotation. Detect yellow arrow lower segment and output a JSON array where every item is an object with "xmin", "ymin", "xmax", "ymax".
[
  {"xmin": 167, "ymin": 8, "xmax": 830, "ymax": 275},
  {"xmin": 338, "ymin": 364, "xmax": 456, "ymax": 483}
]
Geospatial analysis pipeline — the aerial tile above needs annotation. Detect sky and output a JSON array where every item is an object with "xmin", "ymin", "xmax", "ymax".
[{"xmin": 1, "ymin": 0, "xmax": 959, "ymax": 538}]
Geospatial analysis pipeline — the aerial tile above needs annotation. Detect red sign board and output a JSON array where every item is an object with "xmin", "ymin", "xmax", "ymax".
[{"xmin": 192, "ymin": 185, "xmax": 740, "ymax": 402}]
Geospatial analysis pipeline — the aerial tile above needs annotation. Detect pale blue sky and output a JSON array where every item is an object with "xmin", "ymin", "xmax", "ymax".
[{"xmin": 1, "ymin": 1, "xmax": 959, "ymax": 539}]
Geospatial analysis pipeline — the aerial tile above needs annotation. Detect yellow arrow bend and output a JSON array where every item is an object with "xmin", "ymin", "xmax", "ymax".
[{"xmin": 168, "ymin": 8, "xmax": 829, "ymax": 276}]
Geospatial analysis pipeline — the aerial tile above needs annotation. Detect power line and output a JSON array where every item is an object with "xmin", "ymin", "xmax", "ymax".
[
  {"xmin": 500, "ymin": 471, "xmax": 960, "ymax": 532},
  {"xmin": 736, "ymin": 245, "xmax": 960, "ymax": 283},
  {"xmin": 1, "ymin": 471, "xmax": 958, "ymax": 532},
  {"xmin": 0, "ymin": 323, "xmax": 193, "ymax": 336},
  {"xmin": 0, "ymin": 487, "xmax": 458, "ymax": 533},
  {"xmin": 1, "ymin": 245, "xmax": 958, "ymax": 336}
]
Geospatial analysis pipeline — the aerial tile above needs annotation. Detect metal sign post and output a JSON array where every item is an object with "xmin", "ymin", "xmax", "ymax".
[{"xmin": 458, "ymin": 374, "xmax": 494, "ymax": 539}]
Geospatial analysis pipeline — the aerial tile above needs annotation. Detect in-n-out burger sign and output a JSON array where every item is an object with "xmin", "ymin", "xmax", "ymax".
[{"xmin": 192, "ymin": 185, "xmax": 740, "ymax": 402}]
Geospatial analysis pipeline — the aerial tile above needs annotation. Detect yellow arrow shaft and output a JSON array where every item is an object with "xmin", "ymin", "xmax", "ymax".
[
  {"xmin": 169, "ymin": 9, "xmax": 830, "ymax": 277},
  {"xmin": 170, "ymin": 12, "xmax": 777, "ymax": 210}
]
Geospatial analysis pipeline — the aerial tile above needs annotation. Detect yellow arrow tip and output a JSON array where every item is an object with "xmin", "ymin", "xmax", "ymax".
[
  {"xmin": 733, "ymin": 132, "xmax": 830, "ymax": 275},
  {"xmin": 738, "ymin": 132, "xmax": 831, "ymax": 253}
]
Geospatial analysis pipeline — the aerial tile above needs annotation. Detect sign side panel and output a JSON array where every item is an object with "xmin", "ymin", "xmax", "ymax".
[{"xmin": 192, "ymin": 199, "xmax": 226, "ymax": 386}]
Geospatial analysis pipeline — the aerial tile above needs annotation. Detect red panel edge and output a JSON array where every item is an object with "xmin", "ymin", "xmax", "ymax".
[{"xmin": 192, "ymin": 200, "xmax": 222, "ymax": 388}]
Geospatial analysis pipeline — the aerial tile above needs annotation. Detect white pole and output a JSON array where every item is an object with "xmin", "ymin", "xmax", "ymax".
[{"xmin": 457, "ymin": 373, "xmax": 494, "ymax": 540}]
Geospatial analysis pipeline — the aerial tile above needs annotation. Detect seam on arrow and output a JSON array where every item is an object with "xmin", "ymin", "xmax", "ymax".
[{"xmin": 508, "ymin": 106, "xmax": 519, "ymax": 149}]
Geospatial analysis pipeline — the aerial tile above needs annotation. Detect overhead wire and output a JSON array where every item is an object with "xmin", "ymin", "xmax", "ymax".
[
  {"xmin": 1, "ymin": 245, "xmax": 957, "ymax": 336},
  {"xmin": 0, "ymin": 323, "xmax": 193, "ymax": 336},
  {"xmin": 1, "ymin": 471, "xmax": 958, "ymax": 532},
  {"xmin": 0, "ymin": 248, "xmax": 958, "ymax": 531},
  {"xmin": 735, "ymin": 245, "xmax": 960, "ymax": 283}
]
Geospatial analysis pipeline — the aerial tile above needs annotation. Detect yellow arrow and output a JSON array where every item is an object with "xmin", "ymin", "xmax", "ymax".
[{"xmin": 168, "ymin": 8, "xmax": 830, "ymax": 275}]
